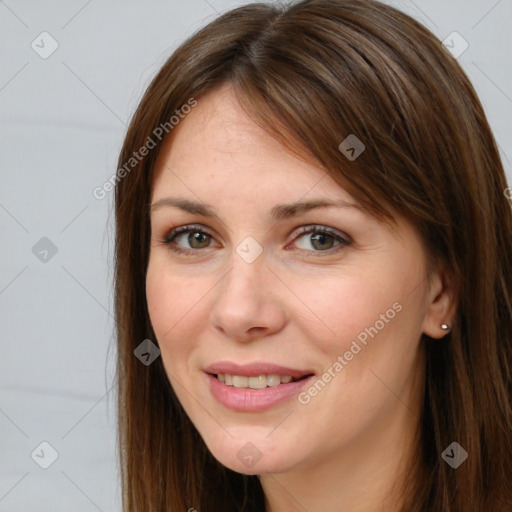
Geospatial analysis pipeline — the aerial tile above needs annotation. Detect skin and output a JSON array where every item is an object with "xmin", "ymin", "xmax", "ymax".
[{"xmin": 146, "ymin": 83, "xmax": 456, "ymax": 512}]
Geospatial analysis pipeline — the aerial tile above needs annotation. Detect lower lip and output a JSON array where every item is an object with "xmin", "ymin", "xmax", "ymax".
[{"xmin": 206, "ymin": 373, "xmax": 315, "ymax": 412}]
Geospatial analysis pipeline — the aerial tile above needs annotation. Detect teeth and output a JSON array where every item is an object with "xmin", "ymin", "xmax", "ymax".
[
  {"xmin": 266, "ymin": 374, "xmax": 281, "ymax": 386},
  {"xmin": 216, "ymin": 373, "xmax": 301, "ymax": 389},
  {"xmin": 248, "ymin": 375, "xmax": 267, "ymax": 389},
  {"xmin": 232, "ymin": 375, "xmax": 248, "ymax": 388}
]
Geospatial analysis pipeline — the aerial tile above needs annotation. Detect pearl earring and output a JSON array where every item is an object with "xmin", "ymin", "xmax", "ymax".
[{"xmin": 441, "ymin": 323, "xmax": 451, "ymax": 331}]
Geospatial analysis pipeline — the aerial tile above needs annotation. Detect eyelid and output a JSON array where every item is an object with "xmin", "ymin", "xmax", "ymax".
[{"xmin": 160, "ymin": 223, "xmax": 219, "ymax": 251}]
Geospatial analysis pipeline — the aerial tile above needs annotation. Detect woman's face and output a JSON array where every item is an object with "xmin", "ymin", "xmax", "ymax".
[{"xmin": 146, "ymin": 83, "xmax": 445, "ymax": 475}]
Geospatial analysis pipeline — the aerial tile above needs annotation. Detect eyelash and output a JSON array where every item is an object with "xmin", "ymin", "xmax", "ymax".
[{"xmin": 157, "ymin": 223, "xmax": 352, "ymax": 257}]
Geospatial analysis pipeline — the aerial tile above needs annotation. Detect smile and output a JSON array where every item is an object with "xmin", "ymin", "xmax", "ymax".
[{"xmin": 205, "ymin": 371, "xmax": 315, "ymax": 412}]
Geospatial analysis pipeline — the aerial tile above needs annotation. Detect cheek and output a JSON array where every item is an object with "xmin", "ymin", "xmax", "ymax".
[
  {"xmin": 295, "ymin": 271, "xmax": 424, "ymax": 420},
  {"xmin": 145, "ymin": 259, "xmax": 207, "ymax": 356},
  {"xmin": 290, "ymin": 266, "xmax": 423, "ymax": 408},
  {"xmin": 290, "ymin": 271, "xmax": 400, "ymax": 354}
]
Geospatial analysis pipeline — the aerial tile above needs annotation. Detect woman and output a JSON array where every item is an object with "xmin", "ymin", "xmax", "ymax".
[{"xmin": 113, "ymin": 0, "xmax": 512, "ymax": 510}]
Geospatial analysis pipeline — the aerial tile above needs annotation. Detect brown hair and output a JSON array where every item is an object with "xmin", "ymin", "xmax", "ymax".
[{"xmin": 113, "ymin": 0, "xmax": 512, "ymax": 510}]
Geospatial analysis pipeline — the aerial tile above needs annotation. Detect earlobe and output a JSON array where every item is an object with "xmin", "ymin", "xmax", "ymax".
[{"xmin": 423, "ymin": 316, "xmax": 454, "ymax": 340}]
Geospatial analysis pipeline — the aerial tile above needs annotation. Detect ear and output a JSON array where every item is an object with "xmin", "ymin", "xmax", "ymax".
[{"xmin": 421, "ymin": 266, "xmax": 457, "ymax": 339}]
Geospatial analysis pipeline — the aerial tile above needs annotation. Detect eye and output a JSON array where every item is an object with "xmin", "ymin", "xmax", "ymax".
[
  {"xmin": 159, "ymin": 224, "xmax": 216, "ymax": 254},
  {"xmin": 289, "ymin": 225, "xmax": 352, "ymax": 255},
  {"xmin": 158, "ymin": 224, "xmax": 352, "ymax": 256}
]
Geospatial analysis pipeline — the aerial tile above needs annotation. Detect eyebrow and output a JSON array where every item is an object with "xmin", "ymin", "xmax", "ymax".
[{"xmin": 150, "ymin": 197, "xmax": 365, "ymax": 221}]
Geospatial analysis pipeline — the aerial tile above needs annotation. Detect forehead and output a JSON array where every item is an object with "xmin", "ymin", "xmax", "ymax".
[{"xmin": 151, "ymin": 85, "xmax": 355, "ymax": 205}]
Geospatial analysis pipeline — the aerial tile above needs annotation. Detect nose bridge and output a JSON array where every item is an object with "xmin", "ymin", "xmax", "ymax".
[
  {"xmin": 219, "ymin": 232, "xmax": 268, "ymax": 296},
  {"xmin": 218, "ymin": 247, "xmax": 267, "ymax": 310},
  {"xmin": 209, "ymin": 243, "xmax": 286, "ymax": 339}
]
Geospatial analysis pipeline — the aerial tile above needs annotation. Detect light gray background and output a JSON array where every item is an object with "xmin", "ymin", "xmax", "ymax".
[{"xmin": 1, "ymin": 0, "xmax": 511, "ymax": 510}]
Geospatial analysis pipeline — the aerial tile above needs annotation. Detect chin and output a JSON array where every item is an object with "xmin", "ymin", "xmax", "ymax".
[{"xmin": 204, "ymin": 435, "xmax": 301, "ymax": 475}]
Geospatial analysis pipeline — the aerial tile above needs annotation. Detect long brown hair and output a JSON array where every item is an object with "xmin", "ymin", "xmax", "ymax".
[{"xmin": 113, "ymin": 0, "xmax": 512, "ymax": 510}]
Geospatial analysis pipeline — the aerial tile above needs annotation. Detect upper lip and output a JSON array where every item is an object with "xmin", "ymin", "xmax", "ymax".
[{"xmin": 204, "ymin": 361, "xmax": 315, "ymax": 379}]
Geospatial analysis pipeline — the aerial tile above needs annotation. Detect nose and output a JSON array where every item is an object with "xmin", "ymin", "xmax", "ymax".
[{"xmin": 209, "ymin": 251, "xmax": 288, "ymax": 342}]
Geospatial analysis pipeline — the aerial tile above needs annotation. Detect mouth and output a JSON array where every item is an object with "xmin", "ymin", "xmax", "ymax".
[{"xmin": 203, "ymin": 362, "xmax": 316, "ymax": 412}]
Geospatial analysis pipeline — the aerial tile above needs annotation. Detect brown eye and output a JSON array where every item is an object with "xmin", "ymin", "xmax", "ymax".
[
  {"xmin": 163, "ymin": 225, "xmax": 216, "ymax": 254},
  {"xmin": 292, "ymin": 226, "xmax": 352, "ymax": 253},
  {"xmin": 309, "ymin": 232, "xmax": 336, "ymax": 250},
  {"xmin": 186, "ymin": 231, "xmax": 211, "ymax": 249}
]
